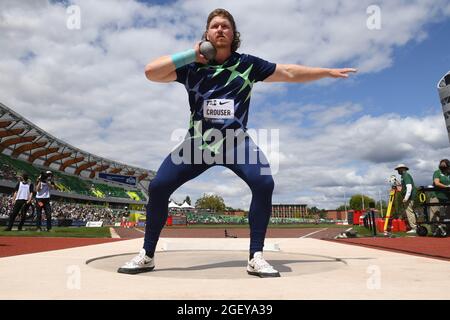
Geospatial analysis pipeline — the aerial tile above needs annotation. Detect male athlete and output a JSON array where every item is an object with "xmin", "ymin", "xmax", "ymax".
[{"xmin": 118, "ymin": 8, "xmax": 356, "ymax": 277}]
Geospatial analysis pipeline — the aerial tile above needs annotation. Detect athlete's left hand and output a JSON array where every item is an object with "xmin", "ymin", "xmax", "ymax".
[{"xmin": 329, "ymin": 68, "xmax": 357, "ymax": 78}]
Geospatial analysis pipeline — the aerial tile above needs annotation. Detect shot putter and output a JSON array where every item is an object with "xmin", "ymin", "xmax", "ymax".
[{"xmin": 199, "ymin": 41, "xmax": 217, "ymax": 61}]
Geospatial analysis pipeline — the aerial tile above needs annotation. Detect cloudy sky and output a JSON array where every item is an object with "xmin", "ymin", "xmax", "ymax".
[{"xmin": 1, "ymin": 0, "xmax": 450, "ymax": 209}]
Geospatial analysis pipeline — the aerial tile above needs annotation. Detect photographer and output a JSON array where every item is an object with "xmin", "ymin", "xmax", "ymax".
[
  {"xmin": 4, "ymin": 173, "xmax": 34, "ymax": 231},
  {"xmin": 35, "ymin": 171, "xmax": 56, "ymax": 232}
]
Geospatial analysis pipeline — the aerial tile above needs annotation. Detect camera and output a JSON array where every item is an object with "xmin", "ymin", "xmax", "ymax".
[
  {"xmin": 38, "ymin": 171, "xmax": 48, "ymax": 182},
  {"xmin": 38, "ymin": 171, "xmax": 53, "ymax": 183},
  {"xmin": 388, "ymin": 175, "xmax": 400, "ymax": 188}
]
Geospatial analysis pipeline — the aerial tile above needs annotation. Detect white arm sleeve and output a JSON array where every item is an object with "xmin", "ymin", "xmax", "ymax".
[{"xmin": 404, "ymin": 184, "xmax": 412, "ymax": 201}]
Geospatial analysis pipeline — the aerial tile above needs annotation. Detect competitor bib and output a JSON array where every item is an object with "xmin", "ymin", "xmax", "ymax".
[{"xmin": 203, "ymin": 99, "xmax": 234, "ymax": 119}]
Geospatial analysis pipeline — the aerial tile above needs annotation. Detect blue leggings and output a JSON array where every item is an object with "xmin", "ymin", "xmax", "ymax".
[{"xmin": 143, "ymin": 135, "xmax": 274, "ymax": 256}]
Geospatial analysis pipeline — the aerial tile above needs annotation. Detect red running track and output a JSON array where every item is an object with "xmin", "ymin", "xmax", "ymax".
[
  {"xmin": 0, "ymin": 237, "xmax": 124, "ymax": 258},
  {"xmin": 331, "ymin": 237, "xmax": 450, "ymax": 261}
]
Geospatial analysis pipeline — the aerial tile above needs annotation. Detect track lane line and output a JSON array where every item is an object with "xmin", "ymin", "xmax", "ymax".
[{"xmin": 299, "ymin": 228, "xmax": 328, "ymax": 238}]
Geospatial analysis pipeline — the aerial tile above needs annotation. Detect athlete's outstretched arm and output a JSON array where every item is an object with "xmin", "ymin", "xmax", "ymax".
[
  {"xmin": 264, "ymin": 64, "xmax": 357, "ymax": 83},
  {"xmin": 144, "ymin": 42, "xmax": 208, "ymax": 83}
]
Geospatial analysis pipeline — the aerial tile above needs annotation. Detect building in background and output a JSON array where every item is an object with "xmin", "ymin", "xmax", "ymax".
[
  {"xmin": 223, "ymin": 210, "xmax": 246, "ymax": 216},
  {"xmin": 324, "ymin": 210, "xmax": 348, "ymax": 221},
  {"xmin": 271, "ymin": 204, "xmax": 308, "ymax": 218}
]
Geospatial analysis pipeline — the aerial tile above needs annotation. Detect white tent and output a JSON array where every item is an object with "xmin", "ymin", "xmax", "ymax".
[
  {"xmin": 180, "ymin": 201, "xmax": 194, "ymax": 209},
  {"xmin": 168, "ymin": 200, "xmax": 180, "ymax": 208}
]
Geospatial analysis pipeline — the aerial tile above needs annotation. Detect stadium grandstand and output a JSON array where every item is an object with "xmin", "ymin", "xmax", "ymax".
[
  {"xmin": 0, "ymin": 102, "xmax": 154, "ymax": 218},
  {"xmin": 184, "ymin": 212, "xmax": 317, "ymax": 225}
]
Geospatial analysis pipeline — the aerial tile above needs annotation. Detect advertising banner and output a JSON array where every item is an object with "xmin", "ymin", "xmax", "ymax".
[
  {"xmin": 98, "ymin": 173, "xmax": 137, "ymax": 186},
  {"xmin": 86, "ymin": 221, "xmax": 104, "ymax": 227}
]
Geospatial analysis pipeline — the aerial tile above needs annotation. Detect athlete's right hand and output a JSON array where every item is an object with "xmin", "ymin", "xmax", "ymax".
[{"xmin": 194, "ymin": 42, "xmax": 208, "ymax": 64}]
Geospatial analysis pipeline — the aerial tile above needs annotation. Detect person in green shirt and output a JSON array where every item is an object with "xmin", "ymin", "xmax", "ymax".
[
  {"xmin": 395, "ymin": 164, "xmax": 417, "ymax": 233},
  {"xmin": 430, "ymin": 159, "xmax": 450, "ymax": 225},
  {"xmin": 433, "ymin": 159, "xmax": 450, "ymax": 201}
]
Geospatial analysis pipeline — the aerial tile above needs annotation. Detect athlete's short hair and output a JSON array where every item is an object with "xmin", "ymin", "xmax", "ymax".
[{"xmin": 203, "ymin": 8, "xmax": 241, "ymax": 52}]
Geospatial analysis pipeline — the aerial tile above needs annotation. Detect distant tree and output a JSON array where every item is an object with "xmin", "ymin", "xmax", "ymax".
[
  {"xmin": 195, "ymin": 194, "xmax": 226, "ymax": 213},
  {"xmin": 308, "ymin": 206, "xmax": 320, "ymax": 214},
  {"xmin": 184, "ymin": 196, "xmax": 191, "ymax": 205},
  {"xmin": 336, "ymin": 204, "xmax": 348, "ymax": 211},
  {"xmin": 349, "ymin": 194, "xmax": 376, "ymax": 211},
  {"xmin": 318, "ymin": 210, "xmax": 328, "ymax": 219},
  {"xmin": 375, "ymin": 200, "xmax": 388, "ymax": 216}
]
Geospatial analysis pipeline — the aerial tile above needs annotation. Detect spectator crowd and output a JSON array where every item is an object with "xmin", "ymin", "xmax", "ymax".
[
  {"xmin": 0, "ymin": 162, "xmax": 19, "ymax": 182},
  {"xmin": 0, "ymin": 193, "xmax": 127, "ymax": 224}
]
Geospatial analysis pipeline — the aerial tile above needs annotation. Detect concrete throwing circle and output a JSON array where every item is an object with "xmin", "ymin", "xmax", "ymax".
[{"xmin": 87, "ymin": 251, "xmax": 347, "ymax": 279}]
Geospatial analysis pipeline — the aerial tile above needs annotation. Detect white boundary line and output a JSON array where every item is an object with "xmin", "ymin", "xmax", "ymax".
[
  {"xmin": 109, "ymin": 227, "xmax": 121, "ymax": 238},
  {"xmin": 299, "ymin": 228, "xmax": 328, "ymax": 238}
]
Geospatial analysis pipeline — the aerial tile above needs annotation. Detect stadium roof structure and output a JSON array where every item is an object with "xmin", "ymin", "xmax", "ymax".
[{"xmin": 0, "ymin": 102, "xmax": 155, "ymax": 183}]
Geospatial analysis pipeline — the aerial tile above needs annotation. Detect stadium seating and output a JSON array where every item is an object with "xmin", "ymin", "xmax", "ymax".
[
  {"xmin": 184, "ymin": 212, "xmax": 316, "ymax": 225},
  {"xmin": 53, "ymin": 172, "xmax": 93, "ymax": 196},
  {"xmin": 0, "ymin": 153, "xmax": 147, "ymax": 201},
  {"xmin": 186, "ymin": 212, "xmax": 248, "ymax": 224},
  {"xmin": 92, "ymin": 183, "xmax": 130, "ymax": 198},
  {"xmin": 135, "ymin": 189, "xmax": 146, "ymax": 200},
  {"xmin": 0, "ymin": 153, "xmax": 41, "ymax": 180},
  {"xmin": 126, "ymin": 191, "xmax": 141, "ymax": 201},
  {"xmin": 91, "ymin": 188, "xmax": 105, "ymax": 198}
]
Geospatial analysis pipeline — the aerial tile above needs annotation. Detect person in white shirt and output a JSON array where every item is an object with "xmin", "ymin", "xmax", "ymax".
[
  {"xmin": 35, "ymin": 171, "xmax": 55, "ymax": 232},
  {"xmin": 4, "ymin": 173, "xmax": 34, "ymax": 231}
]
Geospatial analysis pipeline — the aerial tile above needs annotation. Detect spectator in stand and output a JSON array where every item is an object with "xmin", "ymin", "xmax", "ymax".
[
  {"xmin": 1, "ymin": 192, "xmax": 126, "ymax": 225},
  {"xmin": 0, "ymin": 162, "xmax": 18, "ymax": 181},
  {"xmin": 0, "ymin": 195, "xmax": 13, "ymax": 217}
]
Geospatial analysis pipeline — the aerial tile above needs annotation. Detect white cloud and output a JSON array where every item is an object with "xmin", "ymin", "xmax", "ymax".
[{"xmin": 307, "ymin": 103, "xmax": 363, "ymax": 125}]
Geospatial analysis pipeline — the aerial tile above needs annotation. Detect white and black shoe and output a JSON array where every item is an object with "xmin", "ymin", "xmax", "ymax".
[
  {"xmin": 247, "ymin": 252, "xmax": 280, "ymax": 278},
  {"xmin": 117, "ymin": 249, "xmax": 155, "ymax": 275}
]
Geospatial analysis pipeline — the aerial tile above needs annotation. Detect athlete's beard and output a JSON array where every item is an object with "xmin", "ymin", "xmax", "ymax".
[
  {"xmin": 212, "ymin": 37, "xmax": 232, "ymax": 51},
  {"xmin": 207, "ymin": 33, "xmax": 231, "ymax": 48},
  {"xmin": 215, "ymin": 42, "xmax": 231, "ymax": 50}
]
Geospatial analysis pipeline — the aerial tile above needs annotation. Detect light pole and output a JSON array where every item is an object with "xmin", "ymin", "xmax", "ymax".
[
  {"xmin": 344, "ymin": 190, "xmax": 348, "ymax": 224},
  {"xmin": 377, "ymin": 189, "xmax": 384, "ymax": 217},
  {"xmin": 360, "ymin": 183, "xmax": 365, "ymax": 211},
  {"xmin": 343, "ymin": 190, "xmax": 347, "ymax": 210}
]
